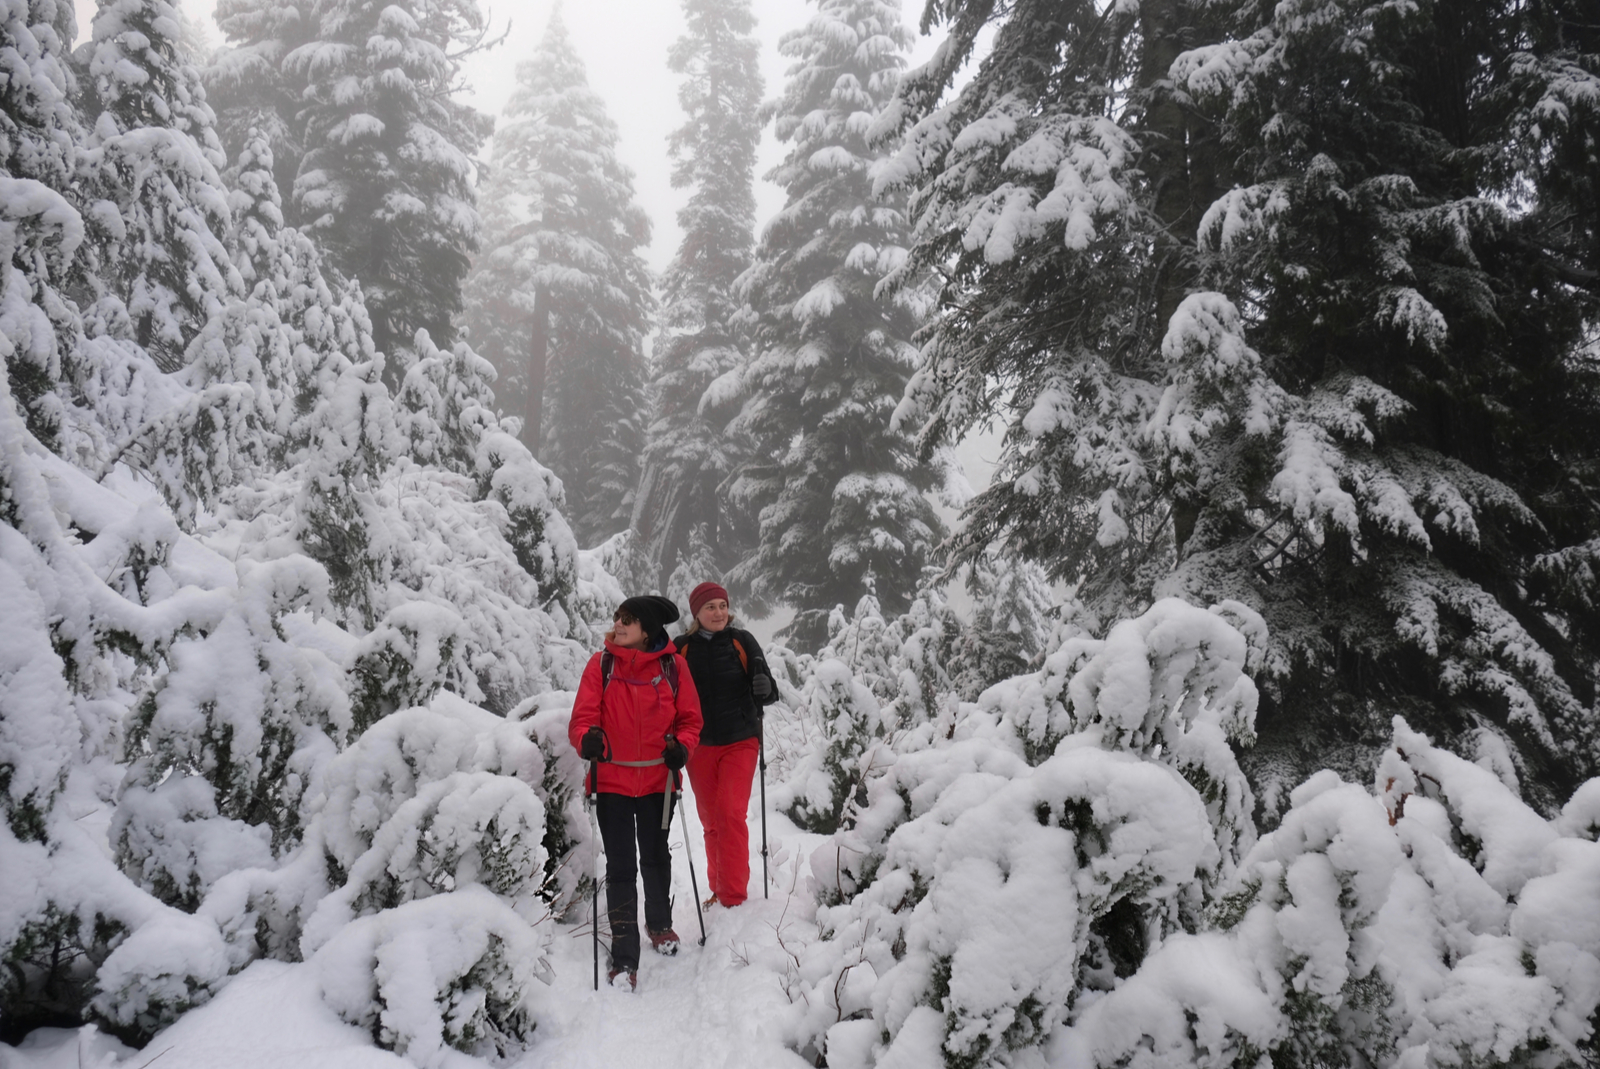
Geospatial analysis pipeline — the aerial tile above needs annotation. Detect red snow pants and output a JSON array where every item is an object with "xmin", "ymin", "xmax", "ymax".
[{"xmin": 686, "ymin": 736, "xmax": 760, "ymax": 906}]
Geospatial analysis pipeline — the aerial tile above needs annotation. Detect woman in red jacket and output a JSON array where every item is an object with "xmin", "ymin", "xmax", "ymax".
[{"xmin": 568, "ymin": 595, "xmax": 701, "ymax": 988}]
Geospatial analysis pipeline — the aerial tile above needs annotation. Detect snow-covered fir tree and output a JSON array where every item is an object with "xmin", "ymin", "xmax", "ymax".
[
  {"xmin": 664, "ymin": 521, "xmax": 722, "ymax": 615},
  {"xmin": 69, "ymin": 0, "xmax": 300, "ymax": 528},
  {"xmin": 772, "ymin": 595, "xmax": 900, "ymax": 833},
  {"xmin": 0, "ymin": 0, "xmax": 88, "ymax": 451},
  {"xmin": 222, "ymin": 128, "xmax": 295, "ymax": 443},
  {"xmin": 204, "ymin": 0, "xmax": 313, "ymax": 198},
  {"xmin": 631, "ymin": 0, "xmax": 763, "ymax": 590},
  {"xmin": 460, "ymin": 7, "xmax": 653, "ymax": 544},
  {"xmin": 950, "ymin": 550, "xmax": 1056, "ymax": 700},
  {"xmin": 879, "ymin": 0, "xmax": 1600, "ymax": 812},
  {"xmin": 791, "ymin": 598, "xmax": 1267, "ymax": 1065},
  {"xmin": 0, "ymin": 0, "xmax": 78, "ymax": 192},
  {"xmin": 285, "ymin": 0, "xmax": 492, "ymax": 367},
  {"xmin": 79, "ymin": 0, "xmax": 240, "ymax": 375},
  {"xmin": 729, "ymin": 0, "xmax": 943, "ymax": 651}
]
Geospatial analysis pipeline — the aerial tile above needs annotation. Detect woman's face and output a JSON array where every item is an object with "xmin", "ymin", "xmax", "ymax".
[
  {"xmin": 612, "ymin": 609, "xmax": 648, "ymax": 649},
  {"xmin": 696, "ymin": 598, "xmax": 730, "ymax": 633}
]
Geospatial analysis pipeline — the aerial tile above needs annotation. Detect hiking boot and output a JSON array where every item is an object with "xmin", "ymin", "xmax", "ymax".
[
  {"xmin": 607, "ymin": 967, "xmax": 637, "ymax": 991},
  {"xmin": 702, "ymin": 893, "xmax": 719, "ymax": 910},
  {"xmin": 647, "ymin": 928, "xmax": 680, "ymax": 956}
]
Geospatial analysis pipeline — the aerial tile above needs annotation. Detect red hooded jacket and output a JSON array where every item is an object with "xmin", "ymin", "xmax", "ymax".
[{"xmin": 568, "ymin": 639, "xmax": 702, "ymax": 796}]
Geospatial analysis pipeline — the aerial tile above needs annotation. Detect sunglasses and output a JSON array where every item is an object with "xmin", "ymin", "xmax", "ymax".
[{"xmin": 613, "ymin": 609, "xmax": 637, "ymax": 625}]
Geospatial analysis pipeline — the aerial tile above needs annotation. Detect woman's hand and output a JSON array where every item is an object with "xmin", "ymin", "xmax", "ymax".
[
  {"xmin": 580, "ymin": 726, "xmax": 606, "ymax": 761},
  {"xmin": 662, "ymin": 736, "xmax": 688, "ymax": 771}
]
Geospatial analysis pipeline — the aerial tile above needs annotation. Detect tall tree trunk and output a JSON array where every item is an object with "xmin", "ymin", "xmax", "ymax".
[
  {"xmin": 524, "ymin": 284, "xmax": 548, "ymax": 457},
  {"xmin": 1139, "ymin": 0, "xmax": 1220, "ymax": 557}
]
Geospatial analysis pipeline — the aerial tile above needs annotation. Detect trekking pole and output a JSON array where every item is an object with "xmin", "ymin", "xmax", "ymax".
[
  {"xmin": 674, "ymin": 768, "xmax": 707, "ymax": 946},
  {"xmin": 758, "ymin": 717, "xmax": 770, "ymax": 899},
  {"xmin": 588, "ymin": 757, "xmax": 600, "ymax": 991}
]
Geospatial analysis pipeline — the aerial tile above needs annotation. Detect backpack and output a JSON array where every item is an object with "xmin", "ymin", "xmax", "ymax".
[{"xmin": 599, "ymin": 649, "xmax": 680, "ymax": 698}]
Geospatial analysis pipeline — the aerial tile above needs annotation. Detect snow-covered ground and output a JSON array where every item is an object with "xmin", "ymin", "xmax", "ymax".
[{"xmin": 2, "ymin": 798, "xmax": 826, "ymax": 1069}]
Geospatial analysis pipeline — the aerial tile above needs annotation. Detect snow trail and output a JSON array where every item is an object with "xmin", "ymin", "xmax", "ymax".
[
  {"xmin": 521, "ymin": 891, "xmax": 815, "ymax": 1069},
  {"xmin": 513, "ymin": 788, "xmax": 818, "ymax": 1069}
]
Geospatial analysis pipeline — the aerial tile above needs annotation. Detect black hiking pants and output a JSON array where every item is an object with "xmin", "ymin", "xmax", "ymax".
[{"xmin": 596, "ymin": 791, "xmax": 674, "ymax": 970}]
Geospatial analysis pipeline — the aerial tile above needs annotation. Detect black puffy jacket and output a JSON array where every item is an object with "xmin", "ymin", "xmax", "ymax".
[{"xmin": 673, "ymin": 626, "xmax": 775, "ymax": 747}]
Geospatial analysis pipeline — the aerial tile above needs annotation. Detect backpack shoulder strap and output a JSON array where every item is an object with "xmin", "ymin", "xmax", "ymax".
[
  {"xmin": 672, "ymin": 634, "xmax": 689, "ymax": 654},
  {"xmin": 601, "ymin": 648, "xmax": 679, "ymax": 699},
  {"xmin": 662, "ymin": 653, "xmax": 679, "ymax": 699},
  {"xmin": 730, "ymin": 636, "xmax": 749, "ymax": 675}
]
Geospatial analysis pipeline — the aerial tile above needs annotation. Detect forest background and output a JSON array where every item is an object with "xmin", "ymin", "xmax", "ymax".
[{"xmin": 3, "ymin": 0, "xmax": 1599, "ymax": 1065}]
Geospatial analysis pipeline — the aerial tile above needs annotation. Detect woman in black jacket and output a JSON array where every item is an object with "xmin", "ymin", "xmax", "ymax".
[{"xmin": 673, "ymin": 581, "xmax": 777, "ymax": 907}]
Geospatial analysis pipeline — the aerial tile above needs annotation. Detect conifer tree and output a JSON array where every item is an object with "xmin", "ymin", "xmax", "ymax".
[
  {"xmin": 731, "ymin": 0, "xmax": 943, "ymax": 651},
  {"xmin": 285, "ymin": 0, "xmax": 492, "ymax": 366},
  {"xmin": 632, "ymin": 0, "xmax": 763, "ymax": 588},
  {"xmin": 0, "ymin": 0, "xmax": 87, "ymax": 450},
  {"xmin": 951, "ymin": 550, "xmax": 1056, "ymax": 700},
  {"xmin": 1, "ymin": 0, "xmax": 78, "ymax": 191},
  {"xmin": 80, "ymin": 0, "xmax": 240, "ymax": 374},
  {"xmin": 664, "ymin": 522, "xmax": 721, "ymax": 615},
  {"xmin": 204, "ymin": 0, "xmax": 313, "ymax": 198},
  {"xmin": 71, "ymin": 0, "xmax": 301, "ymax": 525},
  {"xmin": 777, "ymin": 595, "xmax": 899, "ymax": 833},
  {"xmin": 883, "ymin": 0, "xmax": 1600, "ymax": 810},
  {"xmin": 226, "ymin": 129, "xmax": 296, "ymax": 439},
  {"xmin": 461, "ymin": 8, "xmax": 653, "ymax": 544}
]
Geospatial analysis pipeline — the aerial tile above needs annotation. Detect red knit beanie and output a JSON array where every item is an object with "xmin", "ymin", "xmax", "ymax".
[{"xmin": 689, "ymin": 581, "xmax": 729, "ymax": 619}]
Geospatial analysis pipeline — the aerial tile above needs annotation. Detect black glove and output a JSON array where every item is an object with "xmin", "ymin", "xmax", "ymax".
[
  {"xmin": 751, "ymin": 673, "xmax": 773, "ymax": 701},
  {"xmin": 662, "ymin": 737, "xmax": 688, "ymax": 771},
  {"xmin": 579, "ymin": 727, "xmax": 605, "ymax": 761}
]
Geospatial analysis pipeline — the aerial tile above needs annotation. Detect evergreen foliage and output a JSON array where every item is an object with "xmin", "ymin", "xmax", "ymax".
[
  {"xmin": 730, "ymin": 0, "xmax": 943, "ymax": 650},
  {"xmin": 205, "ymin": 0, "xmax": 313, "ymax": 199},
  {"xmin": 461, "ymin": 8, "xmax": 654, "ymax": 545},
  {"xmin": 0, "ymin": 9, "xmax": 606, "ymax": 1036},
  {"xmin": 775, "ymin": 596, "xmax": 899, "ymax": 833},
  {"xmin": 632, "ymin": 0, "xmax": 763, "ymax": 589},
  {"xmin": 795, "ymin": 598, "xmax": 1266, "ymax": 1066},
  {"xmin": 80, "ymin": 0, "xmax": 240, "ymax": 375},
  {"xmin": 0, "ymin": 0, "xmax": 89, "ymax": 454},
  {"xmin": 0, "ymin": 0, "xmax": 79, "ymax": 191},
  {"xmin": 949, "ymin": 550, "xmax": 1056, "ymax": 700},
  {"xmin": 664, "ymin": 521, "xmax": 722, "ymax": 615},
  {"xmin": 773, "ymin": 587, "xmax": 965, "ymax": 833},
  {"xmin": 283, "ymin": 0, "xmax": 492, "ymax": 365},
  {"xmin": 882, "ymin": 0, "xmax": 1600, "ymax": 812}
]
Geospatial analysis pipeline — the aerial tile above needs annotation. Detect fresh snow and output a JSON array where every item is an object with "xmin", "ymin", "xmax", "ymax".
[{"xmin": 3, "ymin": 792, "xmax": 828, "ymax": 1069}]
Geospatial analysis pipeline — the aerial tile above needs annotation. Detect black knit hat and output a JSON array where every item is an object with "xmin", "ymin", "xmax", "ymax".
[{"xmin": 617, "ymin": 595, "xmax": 680, "ymax": 640}]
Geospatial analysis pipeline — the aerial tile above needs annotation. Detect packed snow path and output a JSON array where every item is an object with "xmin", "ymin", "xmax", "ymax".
[
  {"xmin": 3, "ymin": 795, "xmax": 824, "ymax": 1069},
  {"xmin": 523, "ymin": 883, "xmax": 817, "ymax": 1069}
]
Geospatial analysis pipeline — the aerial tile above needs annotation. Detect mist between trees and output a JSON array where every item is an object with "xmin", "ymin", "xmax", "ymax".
[{"xmin": 1, "ymin": 0, "xmax": 1597, "ymax": 1064}]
